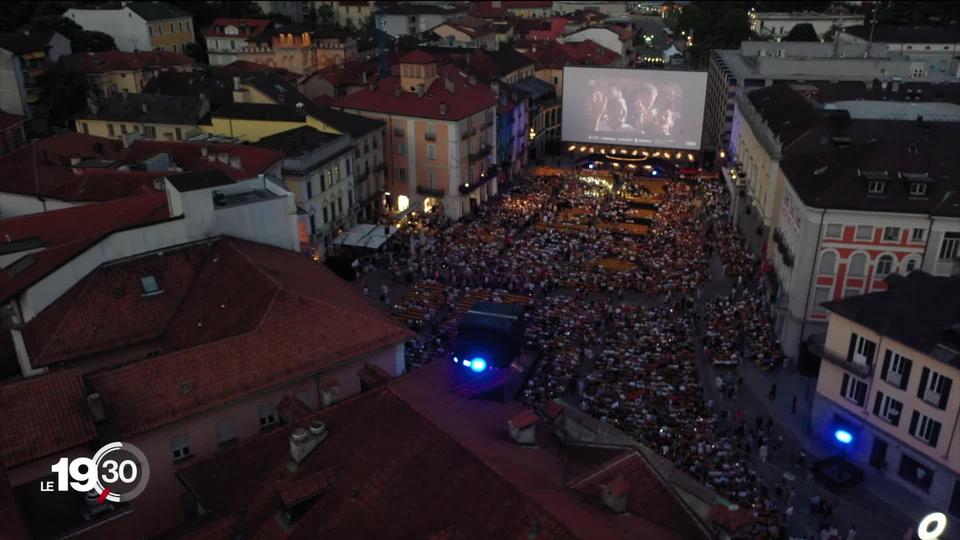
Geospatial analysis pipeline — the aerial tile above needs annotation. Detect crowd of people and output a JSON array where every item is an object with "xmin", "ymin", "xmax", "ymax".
[{"xmin": 381, "ymin": 166, "xmax": 817, "ymax": 539}]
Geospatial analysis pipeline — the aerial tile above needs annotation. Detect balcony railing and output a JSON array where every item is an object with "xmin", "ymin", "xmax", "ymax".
[
  {"xmin": 468, "ymin": 144, "xmax": 491, "ymax": 162},
  {"xmin": 425, "ymin": 132, "xmax": 437, "ymax": 141},
  {"xmin": 814, "ymin": 343, "xmax": 874, "ymax": 378},
  {"xmin": 416, "ymin": 185, "xmax": 445, "ymax": 197},
  {"xmin": 373, "ymin": 162, "xmax": 386, "ymax": 172}
]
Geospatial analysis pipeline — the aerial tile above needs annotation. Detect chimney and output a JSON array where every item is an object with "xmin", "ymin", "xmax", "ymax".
[
  {"xmin": 296, "ymin": 101, "xmax": 305, "ymax": 114},
  {"xmin": 600, "ymin": 477, "xmax": 629, "ymax": 513},
  {"xmin": 508, "ymin": 409, "xmax": 537, "ymax": 445},
  {"xmin": 69, "ymin": 154, "xmax": 82, "ymax": 166},
  {"xmin": 443, "ymin": 76, "xmax": 455, "ymax": 94},
  {"xmin": 86, "ymin": 393, "xmax": 107, "ymax": 423},
  {"xmin": 122, "ymin": 88, "xmax": 129, "ymax": 99},
  {"xmin": 395, "ymin": 85, "xmax": 403, "ymax": 97},
  {"xmin": 141, "ymin": 103, "xmax": 148, "ymax": 114},
  {"xmin": 439, "ymin": 101, "xmax": 447, "ymax": 116},
  {"xmin": 491, "ymin": 81, "xmax": 499, "ymax": 95},
  {"xmin": 892, "ymin": 80, "xmax": 900, "ymax": 92},
  {"xmin": 152, "ymin": 178, "xmax": 165, "ymax": 191},
  {"xmin": 229, "ymin": 155, "xmax": 242, "ymax": 169},
  {"xmin": 319, "ymin": 377, "xmax": 341, "ymax": 407},
  {"xmin": 200, "ymin": 146, "xmax": 208, "ymax": 157},
  {"xmin": 289, "ymin": 420, "xmax": 329, "ymax": 464},
  {"xmin": 468, "ymin": 75, "xmax": 477, "ymax": 86},
  {"xmin": 416, "ymin": 84, "xmax": 425, "ymax": 98},
  {"xmin": 361, "ymin": 71, "xmax": 368, "ymax": 83},
  {"xmin": 217, "ymin": 152, "xmax": 229, "ymax": 163}
]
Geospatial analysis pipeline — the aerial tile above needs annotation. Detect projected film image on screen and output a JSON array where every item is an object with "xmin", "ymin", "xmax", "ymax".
[{"xmin": 562, "ymin": 67, "xmax": 708, "ymax": 150}]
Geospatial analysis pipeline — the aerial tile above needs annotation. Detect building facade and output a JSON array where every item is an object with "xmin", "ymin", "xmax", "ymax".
[
  {"xmin": 61, "ymin": 50, "xmax": 196, "ymax": 98},
  {"xmin": 74, "ymin": 93, "xmax": 209, "ymax": 142},
  {"xmin": 378, "ymin": 3, "xmax": 467, "ymax": 37},
  {"xmin": 65, "ymin": 1, "xmax": 195, "ymax": 53},
  {"xmin": 203, "ymin": 18, "xmax": 272, "ymax": 66},
  {"xmin": 812, "ymin": 276, "xmax": 960, "ymax": 518},
  {"xmin": 236, "ymin": 24, "xmax": 357, "ymax": 75}
]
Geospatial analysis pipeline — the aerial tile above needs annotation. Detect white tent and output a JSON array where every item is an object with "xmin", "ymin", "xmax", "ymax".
[{"xmin": 333, "ymin": 224, "xmax": 398, "ymax": 250}]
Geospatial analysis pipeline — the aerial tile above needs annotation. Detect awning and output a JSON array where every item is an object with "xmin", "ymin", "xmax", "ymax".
[{"xmin": 332, "ymin": 223, "xmax": 398, "ymax": 250}]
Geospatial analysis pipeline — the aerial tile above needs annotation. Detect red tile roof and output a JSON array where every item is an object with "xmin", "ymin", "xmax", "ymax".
[
  {"xmin": 179, "ymin": 388, "xmax": 580, "ymax": 540},
  {"xmin": 0, "ymin": 133, "xmax": 283, "ymax": 202},
  {"xmin": 0, "ymin": 111, "xmax": 24, "ymax": 131},
  {"xmin": 61, "ymin": 51, "xmax": 194, "ymax": 74},
  {"xmin": 0, "ymin": 194, "xmax": 171, "ymax": 305},
  {"xmin": 510, "ymin": 408, "xmax": 539, "ymax": 429},
  {"xmin": 80, "ymin": 238, "xmax": 412, "ymax": 438},
  {"xmin": 311, "ymin": 59, "xmax": 378, "ymax": 87},
  {"xmin": 439, "ymin": 17, "xmax": 494, "ymax": 38},
  {"xmin": 397, "ymin": 49, "xmax": 436, "ymax": 64},
  {"xmin": 276, "ymin": 468, "xmax": 337, "ymax": 507},
  {"xmin": 220, "ymin": 60, "xmax": 299, "ymax": 82},
  {"xmin": 0, "ymin": 370, "xmax": 97, "ymax": 468},
  {"xmin": 334, "ymin": 65, "xmax": 497, "ymax": 121},
  {"xmin": 204, "ymin": 18, "xmax": 271, "ymax": 38},
  {"xmin": 276, "ymin": 394, "xmax": 312, "ymax": 423},
  {"xmin": 569, "ymin": 452, "xmax": 708, "ymax": 539},
  {"xmin": 524, "ymin": 39, "xmax": 619, "ymax": 69}
]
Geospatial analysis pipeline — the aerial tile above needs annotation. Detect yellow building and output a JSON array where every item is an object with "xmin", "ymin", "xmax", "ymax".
[
  {"xmin": 65, "ymin": 2, "xmax": 195, "ymax": 54},
  {"xmin": 813, "ymin": 274, "xmax": 960, "ymax": 514},
  {"xmin": 75, "ymin": 93, "xmax": 209, "ymax": 142}
]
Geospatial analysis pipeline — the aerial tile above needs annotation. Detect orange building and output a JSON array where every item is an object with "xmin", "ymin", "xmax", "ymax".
[
  {"xmin": 335, "ymin": 51, "xmax": 499, "ymax": 219},
  {"xmin": 236, "ymin": 23, "xmax": 358, "ymax": 75}
]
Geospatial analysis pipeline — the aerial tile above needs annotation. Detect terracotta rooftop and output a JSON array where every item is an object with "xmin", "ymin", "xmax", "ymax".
[
  {"xmin": 524, "ymin": 39, "xmax": 619, "ymax": 69},
  {"xmin": 0, "ymin": 111, "xmax": 25, "ymax": 131},
  {"xmin": 76, "ymin": 238, "xmax": 412, "ymax": 438},
  {"xmin": 334, "ymin": 64, "xmax": 498, "ymax": 120},
  {"xmin": 0, "ymin": 370, "xmax": 96, "ymax": 468},
  {"xmin": 397, "ymin": 49, "xmax": 436, "ymax": 64},
  {"xmin": 61, "ymin": 50, "xmax": 194, "ymax": 74},
  {"xmin": 510, "ymin": 408, "xmax": 539, "ymax": 429},
  {"xmin": 0, "ymin": 133, "xmax": 283, "ymax": 202}
]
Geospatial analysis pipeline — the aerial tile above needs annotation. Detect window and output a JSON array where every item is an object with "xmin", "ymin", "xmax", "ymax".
[
  {"xmin": 812, "ymin": 286, "xmax": 830, "ymax": 313},
  {"xmin": 149, "ymin": 25, "xmax": 153, "ymax": 36},
  {"xmin": 911, "ymin": 228, "xmax": 925, "ymax": 242},
  {"xmin": 396, "ymin": 139, "xmax": 406, "ymax": 155},
  {"xmin": 427, "ymin": 169, "xmax": 436, "ymax": 188},
  {"xmin": 120, "ymin": 124, "xmax": 128, "ymax": 135},
  {"xmin": 397, "ymin": 168, "xmax": 406, "ymax": 182},
  {"xmin": 144, "ymin": 126, "xmax": 157, "ymax": 138},
  {"xmin": 918, "ymin": 367, "xmax": 952, "ymax": 409},
  {"xmin": 170, "ymin": 23, "xmax": 175, "ymax": 33},
  {"xmin": 842, "ymin": 287, "xmax": 859, "ymax": 298},
  {"xmin": 873, "ymin": 391, "xmax": 903, "ymax": 426},
  {"xmin": 881, "ymin": 350, "xmax": 912, "ymax": 390},
  {"xmin": 346, "ymin": 159, "xmax": 351, "ymax": 175},
  {"xmin": 107, "ymin": 123, "xmax": 115, "ymax": 137},
  {"xmin": 170, "ymin": 434, "xmax": 190, "ymax": 461},
  {"xmin": 909, "ymin": 182, "xmax": 927, "ymax": 196},
  {"xmin": 855, "ymin": 225, "xmax": 873, "ymax": 241},
  {"xmin": 175, "ymin": 127, "xmax": 182, "ymax": 140},
  {"xmin": 848, "ymin": 253, "xmax": 866, "ymax": 277},
  {"xmin": 939, "ymin": 232, "xmax": 960, "ymax": 260},
  {"xmin": 847, "ymin": 332, "xmax": 877, "ymax": 366},
  {"xmin": 82, "ymin": 122, "xmax": 89, "ymax": 134},
  {"xmin": 840, "ymin": 373, "xmax": 868, "ymax": 407},
  {"xmin": 309, "ymin": 214, "xmax": 316, "ymax": 235},
  {"xmin": 140, "ymin": 275, "xmax": 162, "ymax": 296},
  {"xmin": 909, "ymin": 411, "xmax": 942, "ymax": 447},
  {"xmin": 133, "ymin": 124, "xmax": 140, "ymax": 133},
  {"xmin": 876, "ymin": 255, "xmax": 894, "ymax": 276},
  {"xmin": 899, "ymin": 454, "xmax": 934, "ymax": 491},
  {"xmin": 157, "ymin": 24, "xmax": 162, "ymax": 35},
  {"xmin": 307, "ymin": 180, "xmax": 313, "ymax": 199},
  {"xmin": 867, "ymin": 181, "xmax": 885, "ymax": 194},
  {"xmin": 216, "ymin": 420, "xmax": 235, "ymax": 445},
  {"xmin": 818, "ymin": 251, "xmax": 837, "ymax": 275},
  {"xmin": 337, "ymin": 198, "xmax": 343, "ymax": 213},
  {"xmin": 426, "ymin": 125, "xmax": 437, "ymax": 140},
  {"xmin": 178, "ymin": 21, "xmax": 183, "ymax": 31},
  {"xmin": 349, "ymin": 190, "xmax": 353, "ymax": 205},
  {"xmin": 905, "ymin": 258, "xmax": 918, "ymax": 273},
  {"xmin": 427, "ymin": 143, "xmax": 436, "ymax": 160},
  {"xmin": 882, "ymin": 227, "xmax": 901, "ymax": 242},
  {"xmin": 323, "ymin": 206, "xmax": 329, "ymax": 223},
  {"xmin": 825, "ymin": 224, "xmax": 843, "ymax": 239},
  {"xmin": 258, "ymin": 403, "xmax": 278, "ymax": 428}
]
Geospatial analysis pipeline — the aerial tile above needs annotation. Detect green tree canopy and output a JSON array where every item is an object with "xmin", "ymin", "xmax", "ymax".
[
  {"xmin": 784, "ymin": 23, "xmax": 820, "ymax": 41},
  {"xmin": 37, "ymin": 62, "xmax": 90, "ymax": 129}
]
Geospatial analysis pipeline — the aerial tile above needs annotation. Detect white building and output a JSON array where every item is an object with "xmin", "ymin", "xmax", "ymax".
[
  {"xmin": 750, "ymin": 11, "xmax": 859, "ymax": 40},
  {"xmin": 378, "ymin": 3, "xmax": 466, "ymax": 37},
  {"xmin": 838, "ymin": 25, "xmax": 960, "ymax": 76},
  {"xmin": 65, "ymin": 1, "xmax": 195, "ymax": 53},
  {"xmin": 203, "ymin": 18, "xmax": 272, "ymax": 67}
]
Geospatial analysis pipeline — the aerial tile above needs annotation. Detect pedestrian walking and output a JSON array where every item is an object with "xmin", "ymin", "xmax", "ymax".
[
  {"xmin": 792, "ymin": 395, "xmax": 798, "ymax": 414},
  {"xmin": 759, "ymin": 443, "xmax": 769, "ymax": 463},
  {"xmin": 768, "ymin": 383, "xmax": 777, "ymax": 401}
]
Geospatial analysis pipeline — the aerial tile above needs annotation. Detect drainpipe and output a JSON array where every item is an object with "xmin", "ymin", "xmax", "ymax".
[
  {"xmin": 946, "ymin": 403, "xmax": 960, "ymax": 466},
  {"xmin": 799, "ymin": 206, "xmax": 827, "ymax": 347}
]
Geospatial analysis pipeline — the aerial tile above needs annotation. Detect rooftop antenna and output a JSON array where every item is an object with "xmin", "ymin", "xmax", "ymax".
[
  {"xmin": 865, "ymin": 4, "xmax": 879, "ymax": 58},
  {"xmin": 830, "ymin": 13, "xmax": 844, "ymax": 58}
]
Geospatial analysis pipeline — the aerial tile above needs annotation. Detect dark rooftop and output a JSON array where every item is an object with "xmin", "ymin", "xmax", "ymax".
[
  {"xmin": 166, "ymin": 169, "xmax": 234, "ymax": 192},
  {"xmin": 308, "ymin": 106, "xmax": 385, "ymax": 137},
  {"xmin": 823, "ymin": 274, "xmax": 960, "ymax": 368},
  {"xmin": 0, "ymin": 32, "xmax": 50, "ymax": 55},
  {"xmin": 127, "ymin": 1, "xmax": 191, "ymax": 21},
  {"xmin": 211, "ymin": 102, "xmax": 306, "ymax": 122},
  {"xmin": 746, "ymin": 84, "xmax": 820, "ymax": 147},
  {"xmin": 256, "ymin": 126, "xmax": 343, "ymax": 157},
  {"xmin": 77, "ymin": 93, "xmax": 207, "ymax": 125},
  {"xmin": 842, "ymin": 24, "xmax": 960, "ymax": 44},
  {"xmin": 379, "ymin": 3, "xmax": 467, "ymax": 16}
]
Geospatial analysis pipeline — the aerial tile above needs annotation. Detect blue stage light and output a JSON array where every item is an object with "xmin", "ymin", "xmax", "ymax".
[
  {"xmin": 651, "ymin": 169, "xmax": 658, "ymax": 176},
  {"xmin": 834, "ymin": 429, "xmax": 853, "ymax": 445},
  {"xmin": 469, "ymin": 357, "xmax": 487, "ymax": 372},
  {"xmin": 453, "ymin": 356, "xmax": 459, "ymax": 364},
  {"xmin": 462, "ymin": 359, "xmax": 472, "ymax": 367}
]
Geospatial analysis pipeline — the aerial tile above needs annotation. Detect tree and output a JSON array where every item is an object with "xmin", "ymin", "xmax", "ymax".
[
  {"xmin": 675, "ymin": 2, "xmax": 753, "ymax": 66},
  {"xmin": 362, "ymin": 14, "xmax": 376, "ymax": 31},
  {"xmin": 752, "ymin": 1, "xmax": 831, "ymax": 13},
  {"xmin": 37, "ymin": 62, "xmax": 90, "ymax": 129},
  {"xmin": 784, "ymin": 23, "xmax": 820, "ymax": 41},
  {"xmin": 317, "ymin": 4, "xmax": 336, "ymax": 27},
  {"xmin": 27, "ymin": 16, "xmax": 116, "ymax": 52},
  {"xmin": 184, "ymin": 42, "xmax": 207, "ymax": 63}
]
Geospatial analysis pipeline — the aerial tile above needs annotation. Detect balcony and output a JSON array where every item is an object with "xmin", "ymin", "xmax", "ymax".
[
  {"xmin": 417, "ymin": 185, "xmax": 445, "ymax": 197},
  {"xmin": 425, "ymin": 132, "xmax": 437, "ymax": 141},
  {"xmin": 468, "ymin": 144, "xmax": 492, "ymax": 162},
  {"xmin": 373, "ymin": 162, "xmax": 386, "ymax": 172},
  {"xmin": 814, "ymin": 343, "xmax": 874, "ymax": 378}
]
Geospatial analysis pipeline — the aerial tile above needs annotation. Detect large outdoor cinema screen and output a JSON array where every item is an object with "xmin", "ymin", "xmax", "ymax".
[{"xmin": 561, "ymin": 66, "xmax": 708, "ymax": 150}]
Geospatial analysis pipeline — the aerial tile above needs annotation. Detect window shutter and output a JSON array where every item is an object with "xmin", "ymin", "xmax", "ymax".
[
  {"xmin": 918, "ymin": 367, "xmax": 930, "ymax": 399},
  {"xmin": 938, "ymin": 377, "xmax": 952, "ymax": 410},
  {"xmin": 855, "ymin": 382, "xmax": 867, "ymax": 406},
  {"xmin": 880, "ymin": 350, "xmax": 891, "ymax": 381},
  {"xmin": 900, "ymin": 358, "xmax": 912, "ymax": 390},
  {"xmin": 873, "ymin": 391, "xmax": 883, "ymax": 416},
  {"xmin": 930, "ymin": 421, "xmax": 941, "ymax": 447},
  {"xmin": 847, "ymin": 333, "xmax": 857, "ymax": 362},
  {"xmin": 909, "ymin": 410, "xmax": 919, "ymax": 436},
  {"xmin": 865, "ymin": 340, "xmax": 876, "ymax": 365},
  {"xmin": 841, "ymin": 373, "xmax": 850, "ymax": 398}
]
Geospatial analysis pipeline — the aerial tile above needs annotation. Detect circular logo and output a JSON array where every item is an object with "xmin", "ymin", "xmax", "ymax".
[{"xmin": 91, "ymin": 442, "xmax": 151, "ymax": 503}]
